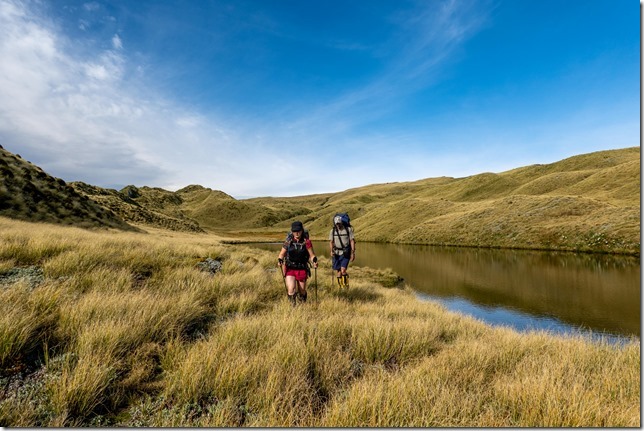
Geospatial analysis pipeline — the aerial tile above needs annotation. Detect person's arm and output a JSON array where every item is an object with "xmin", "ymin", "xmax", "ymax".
[
  {"xmin": 350, "ymin": 238, "xmax": 356, "ymax": 262},
  {"xmin": 278, "ymin": 246, "xmax": 287, "ymax": 274},
  {"xmin": 306, "ymin": 240, "xmax": 318, "ymax": 268},
  {"xmin": 278, "ymin": 247, "xmax": 286, "ymax": 261}
]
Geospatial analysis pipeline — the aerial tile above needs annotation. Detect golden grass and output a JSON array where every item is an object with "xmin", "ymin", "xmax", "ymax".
[
  {"xmin": 0, "ymin": 282, "xmax": 60, "ymax": 368},
  {"xmin": 0, "ymin": 217, "xmax": 639, "ymax": 427}
]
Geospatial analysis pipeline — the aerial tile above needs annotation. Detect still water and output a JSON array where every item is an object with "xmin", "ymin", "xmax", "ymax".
[{"xmin": 249, "ymin": 241, "xmax": 640, "ymax": 343}]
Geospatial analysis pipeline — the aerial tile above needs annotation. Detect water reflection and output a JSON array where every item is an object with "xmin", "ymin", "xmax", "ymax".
[{"xmin": 249, "ymin": 241, "xmax": 640, "ymax": 340}]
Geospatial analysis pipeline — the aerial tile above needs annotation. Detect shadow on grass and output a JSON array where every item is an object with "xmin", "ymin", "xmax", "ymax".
[{"xmin": 329, "ymin": 286, "xmax": 382, "ymax": 303}]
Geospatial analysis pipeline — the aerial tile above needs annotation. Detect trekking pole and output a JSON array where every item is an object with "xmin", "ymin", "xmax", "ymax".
[
  {"xmin": 314, "ymin": 266, "xmax": 318, "ymax": 306},
  {"xmin": 278, "ymin": 259, "xmax": 288, "ymax": 296}
]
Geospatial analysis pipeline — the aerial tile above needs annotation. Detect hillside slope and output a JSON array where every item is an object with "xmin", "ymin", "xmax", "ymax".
[
  {"xmin": 295, "ymin": 147, "xmax": 639, "ymax": 254},
  {"xmin": 0, "ymin": 145, "xmax": 137, "ymax": 231},
  {"xmin": 69, "ymin": 182, "xmax": 205, "ymax": 233},
  {"xmin": 176, "ymin": 185, "xmax": 272, "ymax": 231},
  {"xmin": 0, "ymin": 145, "xmax": 638, "ymax": 253},
  {"xmin": 69, "ymin": 182, "xmax": 316, "ymax": 233}
]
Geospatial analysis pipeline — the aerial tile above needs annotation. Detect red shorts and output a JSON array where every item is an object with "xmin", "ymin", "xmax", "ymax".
[{"xmin": 285, "ymin": 268, "xmax": 308, "ymax": 282}]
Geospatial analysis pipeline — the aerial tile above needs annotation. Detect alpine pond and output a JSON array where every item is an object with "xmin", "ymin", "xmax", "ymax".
[{"xmin": 249, "ymin": 241, "xmax": 640, "ymax": 343}]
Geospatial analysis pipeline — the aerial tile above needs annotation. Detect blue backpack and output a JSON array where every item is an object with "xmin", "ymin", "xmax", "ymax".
[{"xmin": 333, "ymin": 212, "xmax": 351, "ymax": 228}]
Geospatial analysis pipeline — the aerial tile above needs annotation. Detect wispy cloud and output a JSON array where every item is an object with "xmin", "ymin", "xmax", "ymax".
[
  {"xmin": 284, "ymin": 1, "xmax": 490, "ymax": 140},
  {"xmin": 0, "ymin": 0, "xmax": 298, "ymax": 195},
  {"xmin": 262, "ymin": 1, "xmax": 493, "ymax": 193},
  {"xmin": 0, "ymin": 1, "xmax": 387, "ymax": 195},
  {"xmin": 388, "ymin": 0, "xmax": 489, "ymax": 79},
  {"xmin": 83, "ymin": 2, "xmax": 101, "ymax": 12},
  {"xmin": 0, "ymin": 0, "xmax": 632, "ymax": 198},
  {"xmin": 0, "ymin": 0, "xmax": 165, "ymax": 182}
]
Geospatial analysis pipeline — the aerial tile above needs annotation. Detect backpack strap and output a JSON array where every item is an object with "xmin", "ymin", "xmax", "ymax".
[
  {"xmin": 333, "ymin": 226, "xmax": 351, "ymax": 253},
  {"xmin": 285, "ymin": 238, "xmax": 309, "ymax": 269},
  {"xmin": 333, "ymin": 226, "xmax": 343, "ymax": 249}
]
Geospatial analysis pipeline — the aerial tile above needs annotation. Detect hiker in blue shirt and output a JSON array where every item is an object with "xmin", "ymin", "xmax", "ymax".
[{"xmin": 329, "ymin": 215, "xmax": 355, "ymax": 288}]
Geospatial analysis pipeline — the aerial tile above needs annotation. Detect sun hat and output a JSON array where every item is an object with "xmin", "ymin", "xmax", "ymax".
[{"xmin": 291, "ymin": 221, "xmax": 303, "ymax": 232}]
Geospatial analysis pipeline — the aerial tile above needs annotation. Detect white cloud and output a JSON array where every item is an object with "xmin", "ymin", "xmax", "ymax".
[
  {"xmin": 84, "ymin": 51, "xmax": 124, "ymax": 81},
  {"xmin": 83, "ymin": 2, "xmax": 100, "ymax": 12},
  {"xmin": 0, "ymin": 2, "xmax": 220, "ymax": 190},
  {"xmin": 0, "ymin": 0, "xmax": 338, "ymax": 197},
  {"xmin": 112, "ymin": 33, "xmax": 122, "ymax": 50},
  {"xmin": 175, "ymin": 115, "xmax": 202, "ymax": 128}
]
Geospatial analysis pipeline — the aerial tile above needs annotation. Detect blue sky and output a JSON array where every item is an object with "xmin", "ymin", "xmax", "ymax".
[{"xmin": 0, "ymin": 0, "xmax": 639, "ymax": 198}]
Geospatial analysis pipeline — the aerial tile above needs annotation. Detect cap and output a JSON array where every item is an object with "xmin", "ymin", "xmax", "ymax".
[
  {"xmin": 334, "ymin": 216, "xmax": 342, "ymax": 225},
  {"xmin": 291, "ymin": 221, "xmax": 303, "ymax": 232}
]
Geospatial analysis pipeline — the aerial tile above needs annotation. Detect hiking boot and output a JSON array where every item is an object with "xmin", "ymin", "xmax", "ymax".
[
  {"xmin": 342, "ymin": 274, "xmax": 349, "ymax": 288},
  {"xmin": 288, "ymin": 294, "xmax": 296, "ymax": 307},
  {"xmin": 298, "ymin": 292, "xmax": 307, "ymax": 303}
]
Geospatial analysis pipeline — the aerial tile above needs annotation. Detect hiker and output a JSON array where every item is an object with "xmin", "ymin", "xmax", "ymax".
[
  {"xmin": 329, "ymin": 214, "xmax": 355, "ymax": 288},
  {"xmin": 278, "ymin": 221, "xmax": 318, "ymax": 306}
]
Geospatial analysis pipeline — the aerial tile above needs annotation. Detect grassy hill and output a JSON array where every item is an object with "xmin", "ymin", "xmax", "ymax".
[
  {"xmin": 276, "ymin": 147, "xmax": 640, "ymax": 255},
  {"xmin": 175, "ymin": 185, "xmax": 295, "ymax": 232},
  {"xmin": 0, "ymin": 145, "xmax": 639, "ymax": 254},
  {"xmin": 69, "ymin": 182, "xmax": 320, "ymax": 235},
  {"xmin": 0, "ymin": 145, "xmax": 137, "ymax": 231},
  {"xmin": 69, "ymin": 182, "xmax": 206, "ymax": 233}
]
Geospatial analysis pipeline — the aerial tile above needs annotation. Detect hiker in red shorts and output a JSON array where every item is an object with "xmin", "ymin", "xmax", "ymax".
[{"xmin": 278, "ymin": 221, "xmax": 318, "ymax": 306}]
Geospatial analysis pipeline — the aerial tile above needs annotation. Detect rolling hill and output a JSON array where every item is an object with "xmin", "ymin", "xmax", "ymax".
[
  {"xmin": 0, "ymin": 144, "xmax": 639, "ymax": 254},
  {"xmin": 296, "ymin": 147, "xmax": 640, "ymax": 254},
  {"xmin": 68, "ymin": 182, "xmax": 206, "ymax": 233},
  {"xmin": 0, "ymin": 145, "xmax": 137, "ymax": 231}
]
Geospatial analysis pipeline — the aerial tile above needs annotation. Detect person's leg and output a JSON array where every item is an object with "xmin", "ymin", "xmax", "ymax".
[
  {"xmin": 285, "ymin": 275, "xmax": 297, "ymax": 306},
  {"xmin": 333, "ymin": 255, "xmax": 343, "ymax": 287},
  {"xmin": 297, "ymin": 279, "xmax": 307, "ymax": 302},
  {"xmin": 339, "ymin": 256, "xmax": 350, "ymax": 287},
  {"xmin": 340, "ymin": 265, "xmax": 349, "ymax": 287}
]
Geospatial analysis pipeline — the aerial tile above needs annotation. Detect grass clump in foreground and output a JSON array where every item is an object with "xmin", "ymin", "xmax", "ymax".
[{"xmin": 0, "ymin": 217, "xmax": 639, "ymax": 427}]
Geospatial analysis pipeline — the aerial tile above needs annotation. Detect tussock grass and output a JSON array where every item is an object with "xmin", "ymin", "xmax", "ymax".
[
  {"xmin": 47, "ymin": 351, "xmax": 119, "ymax": 426},
  {"xmin": 0, "ymin": 217, "xmax": 639, "ymax": 427},
  {"xmin": 319, "ymin": 332, "xmax": 640, "ymax": 427},
  {"xmin": 0, "ymin": 232, "xmax": 74, "ymax": 266},
  {"xmin": 0, "ymin": 282, "xmax": 60, "ymax": 368}
]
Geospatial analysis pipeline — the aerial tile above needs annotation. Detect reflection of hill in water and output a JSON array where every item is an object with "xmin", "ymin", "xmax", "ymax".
[{"xmin": 348, "ymin": 243, "xmax": 640, "ymax": 337}]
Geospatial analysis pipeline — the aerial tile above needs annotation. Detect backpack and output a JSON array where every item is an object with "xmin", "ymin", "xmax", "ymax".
[
  {"xmin": 284, "ymin": 227, "xmax": 311, "ymax": 271},
  {"xmin": 285, "ymin": 228, "xmax": 309, "ymax": 243},
  {"xmin": 333, "ymin": 212, "xmax": 351, "ymax": 228},
  {"xmin": 332, "ymin": 213, "xmax": 352, "ymax": 256}
]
